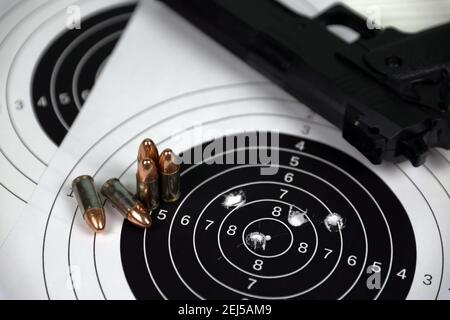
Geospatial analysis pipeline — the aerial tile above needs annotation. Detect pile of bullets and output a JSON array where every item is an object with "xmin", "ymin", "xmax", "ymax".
[{"xmin": 72, "ymin": 139, "xmax": 181, "ymax": 232}]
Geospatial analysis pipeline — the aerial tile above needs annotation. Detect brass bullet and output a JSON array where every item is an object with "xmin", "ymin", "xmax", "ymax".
[
  {"xmin": 137, "ymin": 158, "xmax": 160, "ymax": 210},
  {"xmin": 101, "ymin": 178, "xmax": 152, "ymax": 229},
  {"xmin": 138, "ymin": 138, "xmax": 159, "ymax": 164},
  {"xmin": 72, "ymin": 175, "xmax": 106, "ymax": 233},
  {"xmin": 159, "ymin": 149, "xmax": 181, "ymax": 203}
]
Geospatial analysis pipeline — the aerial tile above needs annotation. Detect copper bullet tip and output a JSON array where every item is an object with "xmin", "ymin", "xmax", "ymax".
[
  {"xmin": 102, "ymin": 178, "xmax": 153, "ymax": 229},
  {"xmin": 137, "ymin": 159, "xmax": 159, "ymax": 183},
  {"xmin": 138, "ymin": 138, "xmax": 159, "ymax": 164},
  {"xmin": 127, "ymin": 203, "xmax": 152, "ymax": 228},
  {"xmin": 73, "ymin": 175, "xmax": 105, "ymax": 233},
  {"xmin": 158, "ymin": 149, "xmax": 181, "ymax": 174},
  {"xmin": 84, "ymin": 208, "xmax": 106, "ymax": 232}
]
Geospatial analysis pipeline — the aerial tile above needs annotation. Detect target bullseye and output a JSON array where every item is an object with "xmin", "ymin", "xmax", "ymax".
[
  {"xmin": 121, "ymin": 132, "xmax": 417, "ymax": 300},
  {"xmin": 242, "ymin": 217, "xmax": 293, "ymax": 258},
  {"xmin": 214, "ymin": 196, "xmax": 319, "ymax": 280}
]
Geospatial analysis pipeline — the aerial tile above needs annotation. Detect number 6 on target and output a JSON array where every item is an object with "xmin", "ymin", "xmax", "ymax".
[{"xmin": 284, "ymin": 173, "xmax": 294, "ymax": 183}]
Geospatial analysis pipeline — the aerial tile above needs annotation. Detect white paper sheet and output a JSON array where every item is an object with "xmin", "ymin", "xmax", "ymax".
[
  {"xmin": 0, "ymin": 0, "xmax": 136, "ymax": 246},
  {"xmin": 1, "ymin": 0, "xmax": 449, "ymax": 300}
]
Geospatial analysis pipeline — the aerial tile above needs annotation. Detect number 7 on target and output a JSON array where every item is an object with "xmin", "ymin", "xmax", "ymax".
[{"xmin": 279, "ymin": 189, "xmax": 288, "ymax": 199}]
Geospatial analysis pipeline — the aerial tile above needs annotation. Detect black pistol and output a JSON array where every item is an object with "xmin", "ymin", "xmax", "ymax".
[{"xmin": 158, "ymin": 0, "xmax": 450, "ymax": 167}]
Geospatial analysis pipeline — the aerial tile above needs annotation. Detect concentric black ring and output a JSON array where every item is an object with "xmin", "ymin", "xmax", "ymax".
[
  {"xmin": 121, "ymin": 132, "xmax": 417, "ymax": 300},
  {"xmin": 32, "ymin": 4, "xmax": 136, "ymax": 145}
]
